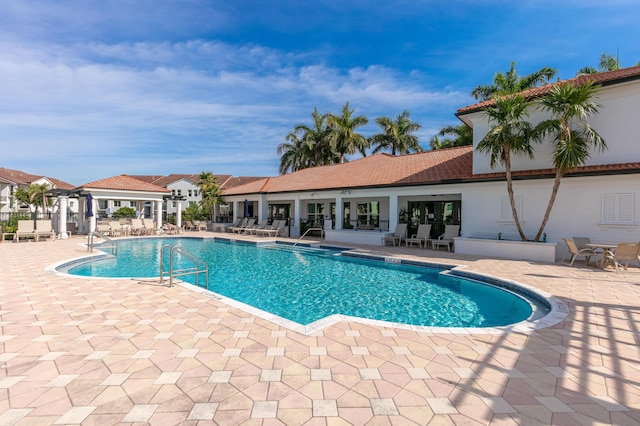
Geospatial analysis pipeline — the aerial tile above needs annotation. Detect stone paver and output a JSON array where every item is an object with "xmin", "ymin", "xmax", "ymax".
[{"xmin": 1, "ymin": 233, "xmax": 640, "ymax": 425}]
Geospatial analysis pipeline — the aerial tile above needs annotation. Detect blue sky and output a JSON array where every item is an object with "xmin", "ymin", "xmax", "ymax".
[{"xmin": 1, "ymin": 0, "xmax": 639, "ymax": 185}]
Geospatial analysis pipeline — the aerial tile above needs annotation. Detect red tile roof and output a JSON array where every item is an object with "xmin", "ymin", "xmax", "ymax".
[
  {"xmin": 222, "ymin": 146, "xmax": 640, "ymax": 196},
  {"xmin": 472, "ymin": 162, "xmax": 640, "ymax": 181},
  {"xmin": 457, "ymin": 65, "xmax": 640, "ymax": 115},
  {"xmin": 77, "ymin": 175, "xmax": 170, "ymax": 193},
  {"xmin": 223, "ymin": 146, "xmax": 474, "ymax": 195},
  {"xmin": 0, "ymin": 167, "xmax": 74, "ymax": 188}
]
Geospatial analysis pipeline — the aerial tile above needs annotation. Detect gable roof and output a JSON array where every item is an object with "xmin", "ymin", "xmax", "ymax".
[
  {"xmin": 223, "ymin": 146, "xmax": 474, "ymax": 195},
  {"xmin": 0, "ymin": 167, "xmax": 74, "ymax": 188},
  {"xmin": 457, "ymin": 65, "xmax": 640, "ymax": 116},
  {"xmin": 77, "ymin": 175, "xmax": 170, "ymax": 193}
]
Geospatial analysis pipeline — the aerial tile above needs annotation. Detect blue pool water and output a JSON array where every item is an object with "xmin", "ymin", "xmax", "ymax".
[{"xmin": 65, "ymin": 238, "xmax": 538, "ymax": 327}]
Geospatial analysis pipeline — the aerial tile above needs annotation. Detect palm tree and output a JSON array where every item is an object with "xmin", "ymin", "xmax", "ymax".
[
  {"xmin": 472, "ymin": 62, "xmax": 557, "ymax": 101},
  {"xmin": 277, "ymin": 108, "xmax": 335, "ymax": 174},
  {"xmin": 429, "ymin": 124, "xmax": 473, "ymax": 149},
  {"xmin": 15, "ymin": 183, "xmax": 51, "ymax": 217},
  {"xmin": 326, "ymin": 102, "xmax": 369, "ymax": 163},
  {"xmin": 369, "ymin": 111, "xmax": 423, "ymax": 155},
  {"xmin": 476, "ymin": 94, "xmax": 538, "ymax": 241},
  {"xmin": 576, "ymin": 53, "xmax": 620, "ymax": 76},
  {"xmin": 277, "ymin": 131, "xmax": 313, "ymax": 174},
  {"xmin": 196, "ymin": 171, "xmax": 222, "ymax": 220},
  {"xmin": 533, "ymin": 81, "xmax": 607, "ymax": 241}
]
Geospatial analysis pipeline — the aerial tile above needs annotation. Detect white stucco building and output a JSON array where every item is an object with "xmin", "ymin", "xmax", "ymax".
[{"xmin": 221, "ymin": 66, "xmax": 640, "ymax": 260}]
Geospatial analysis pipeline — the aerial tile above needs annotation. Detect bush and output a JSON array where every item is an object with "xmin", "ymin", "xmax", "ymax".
[
  {"xmin": 1, "ymin": 214, "xmax": 30, "ymax": 233},
  {"xmin": 113, "ymin": 206, "xmax": 136, "ymax": 218}
]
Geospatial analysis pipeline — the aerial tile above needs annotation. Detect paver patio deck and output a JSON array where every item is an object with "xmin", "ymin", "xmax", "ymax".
[{"xmin": 1, "ymin": 232, "xmax": 639, "ymax": 425}]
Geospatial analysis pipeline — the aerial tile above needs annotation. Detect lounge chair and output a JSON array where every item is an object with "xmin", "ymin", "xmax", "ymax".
[
  {"xmin": 195, "ymin": 221, "xmax": 208, "ymax": 231},
  {"xmin": 431, "ymin": 224, "xmax": 460, "ymax": 251},
  {"xmin": 230, "ymin": 218, "xmax": 252, "ymax": 233},
  {"xmin": 229, "ymin": 218, "xmax": 247, "ymax": 233},
  {"xmin": 35, "ymin": 220, "xmax": 55, "ymax": 241},
  {"xmin": 381, "ymin": 223, "xmax": 407, "ymax": 246},
  {"xmin": 561, "ymin": 238, "xmax": 596, "ymax": 266},
  {"xmin": 602, "ymin": 242, "xmax": 640, "ymax": 272},
  {"xmin": 247, "ymin": 221, "xmax": 268, "ymax": 235},
  {"xmin": 130, "ymin": 218, "xmax": 144, "ymax": 235},
  {"xmin": 143, "ymin": 219, "xmax": 156, "ymax": 235},
  {"xmin": 405, "ymin": 224, "xmax": 432, "ymax": 248},
  {"xmin": 109, "ymin": 221, "xmax": 123, "ymax": 237},
  {"xmin": 96, "ymin": 223, "xmax": 111, "ymax": 236},
  {"xmin": 257, "ymin": 220, "xmax": 283, "ymax": 237},
  {"xmin": 239, "ymin": 218, "xmax": 256, "ymax": 234},
  {"xmin": 15, "ymin": 220, "xmax": 36, "ymax": 242}
]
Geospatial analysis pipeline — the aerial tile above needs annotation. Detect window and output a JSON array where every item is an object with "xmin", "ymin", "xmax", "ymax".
[
  {"xmin": 357, "ymin": 201, "xmax": 379, "ymax": 228},
  {"xmin": 602, "ymin": 193, "xmax": 634, "ymax": 223},
  {"xmin": 188, "ymin": 190, "xmax": 193, "ymax": 197},
  {"xmin": 500, "ymin": 196, "xmax": 522, "ymax": 221},
  {"xmin": 172, "ymin": 201, "xmax": 176, "ymax": 208},
  {"xmin": 114, "ymin": 201, "xmax": 121, "ymax": 207},
  {"xmin": 171, "ymin": 190, "xmax": 176, "ymax": 195},
  {"xmin": 307, "ymin": 203, "xmax": 324, "ymax": 226},
  {"xmin": 177, "ymin": 190, "xmax": 182, "ymax": 196},
  {"xmin": 130, "ymin": 201, "xmax": 136, "ymax": 207}
]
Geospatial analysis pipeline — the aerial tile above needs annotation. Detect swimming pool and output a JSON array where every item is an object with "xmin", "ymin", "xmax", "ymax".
[{"xmin": 58, "ymin": 237, "xmax": 552, "ymax": 330}]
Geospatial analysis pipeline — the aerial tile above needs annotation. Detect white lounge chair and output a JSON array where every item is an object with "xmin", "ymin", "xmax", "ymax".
[
  {"xmin": 15, "ymin": 220, "xmax": 36, "ymax": 242},
  {"xmin": 405, "ymin": 224, "xmax": 432, "ymax": 248},
  {"xmin": 35, "ymin": 220, "xmax": 55, "ymax": 241},
  {"xmin": 381, "ymin": 223, "xmax": 407, "ymax": 246},
  {"xmin": 431, "ymin": 224, "xmax": 460, "ymax": 251},
  {"xmin": 229, "ymin": 218, "xmax": 248, "ymax": 233}
]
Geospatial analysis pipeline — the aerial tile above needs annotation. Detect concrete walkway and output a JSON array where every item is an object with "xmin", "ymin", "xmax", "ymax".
[{"xmin": 1, "ymin": 233, "xmax": 639, "ymax": 425}]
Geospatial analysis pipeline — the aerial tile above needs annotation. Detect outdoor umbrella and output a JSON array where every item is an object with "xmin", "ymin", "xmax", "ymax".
[
  {"xmin": 244, "ymin": 199, "xmax": 249, "ymax": 218},
  {"xmin": 86, "ymin": 193, "xmax": 94, "ymax": 218}
]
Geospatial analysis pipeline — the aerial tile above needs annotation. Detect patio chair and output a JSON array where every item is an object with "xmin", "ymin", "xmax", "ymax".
[
  {"xmin": 258, "ymin": 220, "xmax": 285, "ymax": 237},
  {"xmin": 381, "ymin": 223, "xmax": 407, "ymax": 246},
  {"xmin": 430, "ymin": 224, "xmax": 460, "ymax": 251},
  {"xmin": 34, "ymin": 220, "xmax": 55, "ymax": 241},
  {"xmin": 229, "ymin": 218, "xmax": 248, "ymax": 233},
  {"xmin": 247, "ymin": 220, "xmax": 268, "ymax": 235},
  {"xmin": 195, "ymin": 221, "xmax": 208, "ymax": 231},
  {"xmin": 15, "ymin": 220, "xmax": 36, "ymax": 242},
  {"xmin": 405, "ymin": 224, "xmax": 432, "ymax": 248},
  {"xmin": 130, "ymin": 218, "xmax": 144, "ymax": 235},
  {"xmin": 561, "ymin": 238, "xmax": 596, "ymax": 266},
  {"xmin": 96, "ymin": 223, "xmax": 111, "ymax": 236},
  {"xmin": 602, "ymin": 242, "xmax": 640, "ymax": 272},
  {"xmin": 109, "ymin": 221, "xmax": 123, "ymax": 237},
  {"xmin": 143, "ymin": 219, "xmax": 156, "ymax": 235},
  {"xmin": 572, "ymin": 236, "xmax": 591, "ymax": 250}
]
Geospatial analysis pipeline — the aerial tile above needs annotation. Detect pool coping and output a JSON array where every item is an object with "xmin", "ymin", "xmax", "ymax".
[{"xmin": 45, "ymin": 236, "xmax": 569, "ymax": 336}]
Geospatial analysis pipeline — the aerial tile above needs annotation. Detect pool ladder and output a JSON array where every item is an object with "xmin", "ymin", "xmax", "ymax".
[
  {"xmin": 293, "ymin": 227, "xmax": 324, "ymax": 246},
  {"xmin": 159, "ymin": 244, "xmax": 209, "ymax": 288},
  {"xmin": 86, "ymin": 231, "xmax": 117, "ymax": 255}
]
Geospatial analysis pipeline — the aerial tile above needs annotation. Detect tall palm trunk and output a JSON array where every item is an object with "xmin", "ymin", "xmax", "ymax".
[
  {"xmin": 504, "ymin": 150, "xmax": 527, "ymax": 241},
  {"xmin": 534, "ymin": 170, "xmax": 563, "ymax": 242}
]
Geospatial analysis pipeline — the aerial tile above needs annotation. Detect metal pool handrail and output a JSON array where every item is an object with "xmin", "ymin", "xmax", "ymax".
[
  {"xmin": 159, "ymin": 244, "xmax": 209, "ymax": 288},
  {"xmin": 87, "ymin": 231, "xmax": 117, "ymax": 255}
]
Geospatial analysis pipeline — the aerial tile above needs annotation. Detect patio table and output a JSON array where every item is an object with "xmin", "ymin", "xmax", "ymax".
[{"xmin": 585, "ymin": 243, "xmax": 618, "ymax": 269}]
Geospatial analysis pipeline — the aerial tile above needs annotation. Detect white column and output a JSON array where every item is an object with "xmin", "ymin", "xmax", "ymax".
[
  {"xmin": 176, "ymin": 201, "xmax": 182, "ymax": 228},
  {"xmin": 294, "ymin": 197, "xmax": 301, "ymax": 228},
  {"xmin": 89, "ymin": 198, "xmax": 97, "ymax": 233},
  {"xmin": 260, "ymin": 194, "xmax": 269, "ymax": 223},
  {"xmin": 58, "ymin": 196, "xmax": 69, "ymax": 239},
  {"xmin": 335, "ymin": 196, "xmax": 343, "ymax": 230},
  {"xmin": 388, "ymin": 194, "xmax": 398, "ymax": 232},
  {"xmin": 233, "ymin": 201, "xmax": 239, "ymax": 221},
  {"xmin": 156, "ymin": 200, "xmax": 163, "ymax": 230}
]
